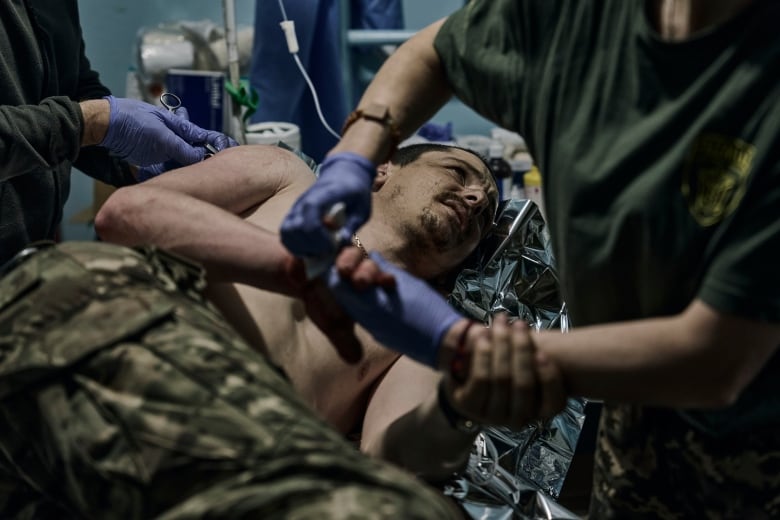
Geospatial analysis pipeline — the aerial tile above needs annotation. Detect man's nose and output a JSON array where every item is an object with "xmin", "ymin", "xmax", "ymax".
[{"xmin": 463, "ymin": 186, "xmax": 489, "ymax": 210}]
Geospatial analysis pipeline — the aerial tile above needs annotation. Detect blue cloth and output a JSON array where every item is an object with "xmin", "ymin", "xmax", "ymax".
[
  {"xmin": 250, "ymin": 0, "xmax": 346, "ymax": 162},
  {"xmin": 249, "ymin": 0, "xmax": 403, "ymax": 162},
  {"xmin": 349, "ymin": 0, "xmax": 402, "ymax": 29}
]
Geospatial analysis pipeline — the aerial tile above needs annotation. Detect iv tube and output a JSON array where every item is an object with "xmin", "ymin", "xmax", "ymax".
[{"xmin": 276, "ymin": 0, "xmax": 341, "ymax": 140}]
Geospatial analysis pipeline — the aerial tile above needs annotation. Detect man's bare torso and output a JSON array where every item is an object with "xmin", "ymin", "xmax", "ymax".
[{"xmin": 204, "ymin": 166, "xmax": 400, "ymax": 434}]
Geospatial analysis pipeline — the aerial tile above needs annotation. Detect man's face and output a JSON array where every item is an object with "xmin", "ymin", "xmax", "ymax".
[{"xmin": 379, "ymin": 148, "xmax": 499, "ymax": 271}]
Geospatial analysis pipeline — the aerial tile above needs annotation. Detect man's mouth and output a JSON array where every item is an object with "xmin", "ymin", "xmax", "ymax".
[{"xmin": 443, "ymin": 200, "xmax": 468, "ymax": 232}]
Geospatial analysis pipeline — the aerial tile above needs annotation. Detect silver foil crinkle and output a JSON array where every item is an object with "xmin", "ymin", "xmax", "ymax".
[{"xmin": 447, "ymin": 199, "xmax": 585, "ymax": 519}]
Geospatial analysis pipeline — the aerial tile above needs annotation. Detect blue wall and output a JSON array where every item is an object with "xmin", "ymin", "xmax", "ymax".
[{"xmin": 65, "ymin": 0, "xmax": 492, "ymax": 240}]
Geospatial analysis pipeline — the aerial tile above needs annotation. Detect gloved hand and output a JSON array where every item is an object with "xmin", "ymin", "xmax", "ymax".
[
  {"xmin": 324, "ymin": 251, "xmax": 462, "ymax": 368},
  {"xmin": 136, "ymin": 106, "xmax": 239, "ymax": 181},
  {"xmin": 100, "ymin": 96, "xmax": 237, "ymax": 168},
  {"xmin": 280, "ymin": 152, "xmax": 376, "ymax": 257}
]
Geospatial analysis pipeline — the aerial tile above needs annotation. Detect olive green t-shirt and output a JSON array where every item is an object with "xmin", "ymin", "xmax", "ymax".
[{"xmin": 435, "ymin": 0, "xmax": 780, "ymax": 434}]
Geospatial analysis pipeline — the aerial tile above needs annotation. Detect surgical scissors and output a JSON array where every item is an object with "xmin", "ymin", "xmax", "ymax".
[
  {"xmin": 159, "ymin": 92, "xmax": 218, "ymax": 157},
  {"xmin": 160, "ymin": 92, "xmax": 182, "ymax": 113}
]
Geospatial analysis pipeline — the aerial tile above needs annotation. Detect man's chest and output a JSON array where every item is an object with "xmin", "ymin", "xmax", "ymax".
[{"xmin": 229, "ymin": 286, "xmax": 400, "ymax": 433}]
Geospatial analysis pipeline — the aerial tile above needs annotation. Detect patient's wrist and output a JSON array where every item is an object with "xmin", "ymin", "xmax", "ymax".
[
  {"xmin": 279, "ymin": 254, "xmax": 308, "ymax": 297},
  {"xmin": 436, "ymin": 318, "xmax": 476, "ymax": 379}
]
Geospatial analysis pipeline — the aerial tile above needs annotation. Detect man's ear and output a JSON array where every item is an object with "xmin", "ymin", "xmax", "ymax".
[{"xmin": 373, "ymin": 162, "xmax": 391, "ymax": 191}]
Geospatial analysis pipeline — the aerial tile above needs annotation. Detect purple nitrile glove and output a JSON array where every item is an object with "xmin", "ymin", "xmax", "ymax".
[
  {"xmin": 324, "ymin": 251, "xmax": 462, "ymax": 368},
  {"xmin": 136, "ymin": 106, "xmax": 239, "ymax": 181},
  {"xmin": 100, "ymin": 96, "xmax": 235, "ymax": 167},
  {"xmin": 173, "ymin": 105, "xmax": 241, "ymax": 155},
  {"xmin": 280, "ymin": 152, "xmax": 376, "ymax": 258}
]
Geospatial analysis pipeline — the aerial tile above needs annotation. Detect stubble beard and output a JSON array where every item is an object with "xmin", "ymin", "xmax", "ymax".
[{"xmin": 415, "ymin": 206, "xmax": 461, "ymax": 252}]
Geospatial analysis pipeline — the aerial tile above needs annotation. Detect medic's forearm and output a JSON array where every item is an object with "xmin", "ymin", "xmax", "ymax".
[
  {"xmin": 79, "ymin": 98, "xmax": 110, "ymax": 146},
  {"xmin": 332, "ymin": 18, "xmax": 453, "ymax": 164},
  {"xmin": 533, "ymin": 300, "xmax": 779, "ymax": 408}
]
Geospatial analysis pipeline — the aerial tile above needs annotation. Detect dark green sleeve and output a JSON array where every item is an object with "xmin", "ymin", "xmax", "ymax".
[
  {"xmin": 0, "ymin": 0, "xmax": 135, "ymax": 188},
  {"xmin": 0, "ymin": 98, "xmax": 135, "ymax": 187},
  {"xmin": 433, "ymin": 0, "xmax": 534, "ymax": 133},
  {"xmin": 699, "ymin": 161, "xmax": 780, "ymax": 323},
  {"xmin": 0, "ymin": 97, "xmax": 83, "ymax": 181},
  {"xmin": 70, "ymin": 16, "xmax": 136, "ymax": 187}
]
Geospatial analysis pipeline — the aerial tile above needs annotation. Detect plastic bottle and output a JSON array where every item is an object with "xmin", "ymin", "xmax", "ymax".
[
  {"xmin": 523, "ymin": 165, "xmax": 546, "ymax": 221},
  {"xmin": 509, "ymin": 170, "xmax": 526, "ymax": 200},
  {"xmin": 488, "ymin": 142, "xmax": 513, "ymax": 201},
  {"xmin": 509, "ymin": 151, "xmax": 532, "ymax": 201},
  {"xmin": 124, "ymin": 66, "xmax": 143, "ymax": 100}
]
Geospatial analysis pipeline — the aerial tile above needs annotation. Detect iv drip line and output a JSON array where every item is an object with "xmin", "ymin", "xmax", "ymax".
[{"xmin": 276, "ymin": 0, "xmax": 342, "ymax": 141}]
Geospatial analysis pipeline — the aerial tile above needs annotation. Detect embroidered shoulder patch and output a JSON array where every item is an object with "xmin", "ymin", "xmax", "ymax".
[{"xmin": 681, "ymin": 133, "xmax": 754, "ymax": 227}]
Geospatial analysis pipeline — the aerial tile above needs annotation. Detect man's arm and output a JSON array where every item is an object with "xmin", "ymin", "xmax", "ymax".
[
  {"xmin": 97, "ymin": 144, "xmax": 367, "ymax": 358},
  {"xmin": 340, "ymin": 258, "xmax": 778, "ymax": 411},
  {"xmin": 360, "ymin": 316, "xmax": 565, "ymax": 481},
  {"xmin": 361, "ymin": 357, "xmax": 475, "ymax": 482},
  {"xmin": 95, "ymin": 145, "xmax": 314, "ymax": 292},
  {"xmin": 328, "ymin": 255, "xmax": 778, "ymax": 476}
]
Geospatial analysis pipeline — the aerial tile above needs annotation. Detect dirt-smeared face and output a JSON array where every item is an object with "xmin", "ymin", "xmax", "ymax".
[{"xmin": 377, "ymin": 147, "xmax": 498, "ymax": 273}]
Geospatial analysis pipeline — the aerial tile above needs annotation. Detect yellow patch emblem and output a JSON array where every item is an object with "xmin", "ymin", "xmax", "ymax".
[{"xmin": 681, "ymin": 133, "xmax": 754, "ymax": 227}]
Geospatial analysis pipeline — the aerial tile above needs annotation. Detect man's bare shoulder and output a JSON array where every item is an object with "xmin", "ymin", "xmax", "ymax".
[
  {"xmin": 216, "ymin": 145, "xmax": 316, "ymax": 227},
  {"xmin": 224, "ymin": 144, "xmax": 317, "ymax": 190}
]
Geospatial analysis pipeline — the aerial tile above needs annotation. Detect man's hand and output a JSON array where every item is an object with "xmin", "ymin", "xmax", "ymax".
[
  {"xmin": 99, "ymin": 96, "xmax": 237, "ymax": 168},
  {"xmin": 442, "ymin": 314, "xmax": 567, "ymax": 430},
  {"xmin": 284, "ymin": 247, "xmax": 394, "ymax": 364},
  {"xmin": 302, "ymin": 279, "xmax": 365, "ymax": 364},
  {"xmin": 280, "ymin": 152, "xmax": 376, "ymax": 258},
  {"xmin": 323, "ymin": 250, "xmax": 462, "ymax": 368},
  {"xmin": 282, "ymin": 253, "xmax": 362, "ymax": 363}
]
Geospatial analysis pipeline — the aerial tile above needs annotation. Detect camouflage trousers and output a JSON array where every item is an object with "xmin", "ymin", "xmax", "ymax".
[
  {"xmin": 0, "ymin": 242, "xmax": 459, "ymax": 520},
  {"xmin": 590, "ymin": 403, "xmax": 780, "ymax": 519}
]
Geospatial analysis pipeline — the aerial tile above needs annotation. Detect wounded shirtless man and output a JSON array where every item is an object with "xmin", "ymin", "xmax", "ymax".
[{"xmin": 95, "ymin": 142, "xmax": 565, "ymax": 479}]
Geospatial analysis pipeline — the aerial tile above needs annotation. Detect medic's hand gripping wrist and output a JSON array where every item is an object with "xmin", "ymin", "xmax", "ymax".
[
  {"xmin": 324, "ymin": 251, "xmax": 462, "ymax": 368},
  {"xmin": 280, "ymin": 152, "xmax": 376, "ymax": 258},
  {"xmin": 100, "ymin": 96, "xmax": 236, "ymax": 168}
]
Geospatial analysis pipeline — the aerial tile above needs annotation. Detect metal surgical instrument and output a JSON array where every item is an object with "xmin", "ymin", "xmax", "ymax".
[
  {"xmin": 160, "ymin": 92, "xmax": 182, "ymax": 113},
  {"xmin": 159, "ymin": 92, "xmax": 218, "ymax": 157}
]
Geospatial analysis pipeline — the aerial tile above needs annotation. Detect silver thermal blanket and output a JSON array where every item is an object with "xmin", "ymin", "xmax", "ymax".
[{"xmin": 447, "ymin": 199, "xmax": 585, "ymax": 519}]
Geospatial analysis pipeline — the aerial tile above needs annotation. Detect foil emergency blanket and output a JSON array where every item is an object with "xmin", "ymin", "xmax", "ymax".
[{"xmin": 447, "ymin": 199, "xmax": 585, "ymax": 519}]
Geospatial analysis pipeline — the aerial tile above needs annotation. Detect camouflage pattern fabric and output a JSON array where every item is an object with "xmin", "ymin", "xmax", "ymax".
[
  {"xmin": 0, "ymin": 241, "xmax": 459, "ymax": 520},
  {"xmin": 590, "ymin": 403, "xmax": 780, "ymax": 519}
]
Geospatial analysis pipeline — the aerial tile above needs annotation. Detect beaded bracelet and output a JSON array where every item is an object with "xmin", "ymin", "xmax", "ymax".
[{"xmin": 341, "ymin": 103, "xmax": 401, "ymax": 162}]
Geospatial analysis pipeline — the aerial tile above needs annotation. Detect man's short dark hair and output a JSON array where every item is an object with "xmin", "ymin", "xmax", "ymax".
[{"xmin": 391, "ymin": 143, "xmax": 490, "ymax": 173}]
